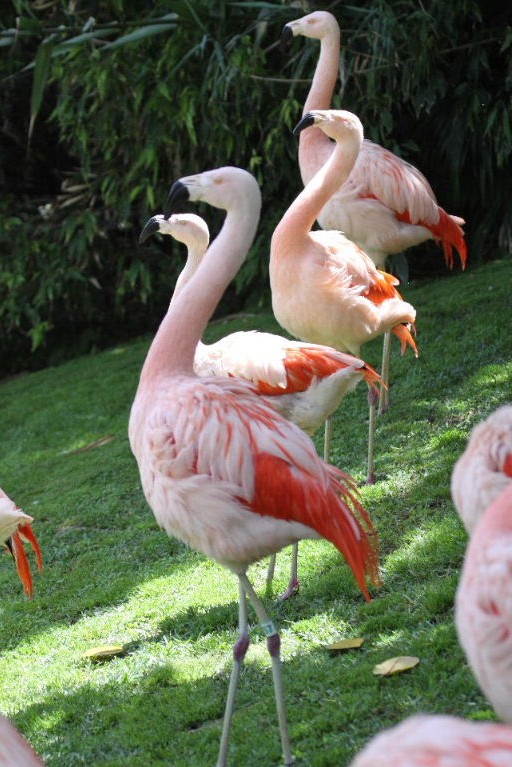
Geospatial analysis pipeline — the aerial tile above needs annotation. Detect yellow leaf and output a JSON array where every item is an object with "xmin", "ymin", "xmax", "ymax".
[
  {"xmin": 373, "ymin": 656, "xmax": 420, "ymax": 676},
  {"xmin": 82, "ymin": 645, "xmax": 126, "ymax": 662},
  {"xmin": 323, "ymin": 637, "xmax": 365, "ymax": 652}
]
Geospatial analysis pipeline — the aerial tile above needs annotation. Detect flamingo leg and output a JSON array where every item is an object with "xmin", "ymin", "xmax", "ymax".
[
  {"xmin": 367, "ymin": 385, "xmax": 378, "ymax": 485},
  {"xmin": 378, "ymin": 331, "xmax": 391, "ymax": 415},
  {"xmin": 239, "ymin": 573, "xmax": 294, "ymax": 767},
  {"xmin": 323, "ymin": 414, "xmax": 333, "ymax": 462},
  {"xmin": 278, "ymin": 544, "xmax": 299, "ymax": 601},
  {"xmin": 217, "ymin": 579, "xmax": 250, "ymax": 767},
  {"xmin": 266, "ymin": 554, "xmax": 277, "ymax": 595}
]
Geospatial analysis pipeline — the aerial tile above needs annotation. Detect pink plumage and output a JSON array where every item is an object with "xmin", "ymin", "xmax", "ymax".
[
  {"xmin": 454, "ymin": 406, "xmax": 512, "ymax": 723},
  {"xmin": 131, "ymin": 166, "xmax": 380, "ymax": 765},
  {"xmin": 0, "ymin": 715, "xmax": 45, "ymax": 766},
  {"xmin": 348, "ymin": 714, "xmax": 512, "ymax": 766},
  {"xmin": 282, "ymin": 10, "xmax": 467, "ymax": 270}
]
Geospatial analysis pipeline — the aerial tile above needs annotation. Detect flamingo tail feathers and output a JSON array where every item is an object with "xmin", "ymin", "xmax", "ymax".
[{"xmin": 252, "ymin": 453, "xmax": 380, "ymax": 601}]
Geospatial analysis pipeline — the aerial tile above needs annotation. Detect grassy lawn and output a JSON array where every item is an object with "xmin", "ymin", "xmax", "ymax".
[{"xmin": 0, "ymin": 256, "xmax": 510, "ymax": 766}]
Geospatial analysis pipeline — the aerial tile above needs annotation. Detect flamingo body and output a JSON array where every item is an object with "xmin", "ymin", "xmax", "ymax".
[
  {"xmin": 348, "ymin": 714, "xmax": 512, "ymax": 766},
  {"xmin": 453, "ymin": 406, "xmax": 512, "ymax": 722},
  {"xmin": 0, "ymin": 488, "xmax": 42, "ymax": 598},
  {"xmin": 270, "ymin": 110, "xmax": 418, "ymax": 359},
  {"xmin": 451, "ymin": 405, "xmax": 512, "ymax": 534},
  {"xmin": 282, "ymin": 10, "xmax": 467, "ymax": 269},
  {"xmin": 0, "ymin": 715, "xmax": 45, "ymax": 766}
]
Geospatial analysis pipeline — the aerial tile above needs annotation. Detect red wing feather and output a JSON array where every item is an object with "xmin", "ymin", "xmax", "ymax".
[{"xmin": 251, "ymin": 452, "xmax": 380, "ymax": 601}]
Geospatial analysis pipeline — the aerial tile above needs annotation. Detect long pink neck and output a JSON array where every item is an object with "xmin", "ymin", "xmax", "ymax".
[
  {"xmin": 278, "ymin": 131, "xmax": 360, "ymax": 240},
  {"xmin": 299, "ymin": 25, "xmax": 341, "ymax": 184},
  {"xmin": 140, "ymin": 198, "xmax": 260, "ymax": 384}
]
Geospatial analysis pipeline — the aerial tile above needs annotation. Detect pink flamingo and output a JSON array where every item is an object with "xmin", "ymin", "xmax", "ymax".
[
  {"xmin": 0, "ymin": 487, "xmax": 43, "ymax": 598},
  {"xmin": 281, "ymin": 10, "xmax": 468, "ymax": 271},
  {"xmin": 130, "ymin": 166, "xmax": 380, "ymax": 766},
  {"xmin": 453, "ymin": 406, "xmax": 512, "ymax": 723},
  {"xmin": 140, "ymin": 209, "xmax": 381, "ymax": 598},
  {"xmin": 270, "ymin": 109, "xmax": 418, "ymax": 484},
  {"xmin": 0, "ymin": 714, "xmax": 45, "ymax": 766},
  {"xmin": 451, "ymin": 405, "xmax": 512, "ymax": 534},
  {"xmin": 347, "ymin": 714, "xmax": 512, "ymax": 766}
]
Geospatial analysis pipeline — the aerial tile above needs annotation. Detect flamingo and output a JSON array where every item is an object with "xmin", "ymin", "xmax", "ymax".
[
  {"xmin": 453, "ymin": 406, "xmax": 512, "ymax": 723},
  {"xmin": 281, "ymin": 10, "xmax": 467, "ymax": 415},
  {"xmin": 281, "ymin": 10, "xmax": 468, "ymax": 271},
  {"xmin": 347, "ymin": 714, "xmax": 512, "ymax": 766},
  {"xmin": 269, "ymin": 109, "xmax": 418, "ymax": 484},
  {"xmin": 0, "ymin": 487, "xmax": 43, "ymax": 598},
  {"xmin": 0, "ymin": 714, "xmax": 46, "ymax": 766},
  {"xmin": 139, "ymin": 209, "xmax": 381, "ymax": 598},
  {"xmin": 451, "ymin": 405, "xmax": 512, "ymax": 534},
  {"xmin": 130, "ymin": 166, "xmax": 380, "ymax": 767}
]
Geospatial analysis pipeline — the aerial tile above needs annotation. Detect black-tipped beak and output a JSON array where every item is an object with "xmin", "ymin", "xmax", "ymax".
[
  {"xmin": 139, "ymin": 216, "xmax": 162, "ymax": 245},
  {"xmin": 293, "ymin": 112, "xmax": 316, "ymax": 136},
  {"xmin": 280, "ymin": 23, "xmax": 294, "ymax": 51},
  {"xmin": 163, "ymin": 180, "xmax": 190, "ymax": 218}
]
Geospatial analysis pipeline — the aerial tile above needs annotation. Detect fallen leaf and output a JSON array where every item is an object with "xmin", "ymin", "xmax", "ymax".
[
  {"xmin": 323, "ymin": 637, "xmax": 365, "ymax": 652},
  {"xmin": 82, "ymin": 645, "xmax": 126, "ymax": 662},
  {"xmin": 373, "ymin": 655, "xmax": 420, "ymax": 676}
]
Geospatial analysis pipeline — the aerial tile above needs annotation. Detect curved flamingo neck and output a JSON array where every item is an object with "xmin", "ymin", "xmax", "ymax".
[
  {"xmin": 277, "ymin": 133, "xmax": 360, "ymax": 242},
  {"xmin": 140, "ymin": 194, "xmax": 261, "ymax": 384},
  {"xmin": 299, "ymin": 24, "xmax": 341, "ymax": 184},
  {"xmin": 169, "ymin": 243, "xmax": 205, "ymax": 308}
]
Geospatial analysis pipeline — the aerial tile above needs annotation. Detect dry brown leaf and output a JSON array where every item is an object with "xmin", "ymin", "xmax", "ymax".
[
  {"xmin": 323, "ymin": 637, "xmax": 365, "ymax": 652},
  {"xmin": 373, "ymin": 655, "xmax": 420, "ymax": 676}
]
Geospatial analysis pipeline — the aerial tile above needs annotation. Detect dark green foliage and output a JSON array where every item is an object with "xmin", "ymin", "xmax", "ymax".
[{"xmin": 0, "ymin": 0, "xmax": 510, "ymax": 374}]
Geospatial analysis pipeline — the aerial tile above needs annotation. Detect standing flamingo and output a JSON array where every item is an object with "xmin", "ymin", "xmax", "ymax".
[
  {"xmin": 347, "ymin": 714, "xmax": 512, "ymax": 766},
  {"xmin": 451, "ymin": 405, "xmax": 512, "ymax": 534},
  {"xmin": 0, "ymin": 487, "xmax": 43, "ymax": 598},
  {"xmin": 281, "ymin": 10, "xmax": 466, "ymax": 414},
  {"xmin": 0, "ymin": 715, "xmax": 46, "ymax": 766},
  {"xmin": 281, "ymin": 10, "xmax": 468, "ymax": 271},
  {"xmin": 453, "ymin": 406, "xmax": 512, "ymax": 722},
  {"xmin": 130, "ymin": 166, "xmax": 380, "ymax": 766},
  {"xmin": 270, "ymin": 109, "xmax": 418, "ymax": 484},
  {"xmin": 140, "ymin": 209, "xmax": 381, "ymax": 598}
]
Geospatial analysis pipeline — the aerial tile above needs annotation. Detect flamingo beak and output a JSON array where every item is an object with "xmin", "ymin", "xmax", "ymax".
[
  {"xmin": 139, "ymin": 216, "xmax": 162, "ymax": 244},
  {"xmin": 293, "ymin": 112, "xmax": 317, "ymax": 136},
  {"xmin": 9, "ymin": 523, "xmax": 43, "ymax": 599},
  {"xmin": 164, "ymin": 180, "xmax": 190, "ymax": 218},
  {"xmin": 280, "ymin": 23, "xmax": 294, "ymax": 50}
]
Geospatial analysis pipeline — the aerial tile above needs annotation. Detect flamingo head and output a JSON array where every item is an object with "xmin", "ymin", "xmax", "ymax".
[
  {"xmin": 139, "ymin": 213, "xmax": 210, "ymax": 252},
  {"xmin": 293, "ymin": 109, "xmax": 364, "ymax": 145},
  {"xmin": 164, "ymin": 167, "xmax": 261, "ymax": 219},
  {"xmin": 281, "ymin": 11, "xmax": 340, "ymax": 47}
]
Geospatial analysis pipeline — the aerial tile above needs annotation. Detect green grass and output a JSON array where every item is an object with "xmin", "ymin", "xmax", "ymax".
[{"xmin": 0, "ymin": 257, "xmax": 511, "ymax": 766}]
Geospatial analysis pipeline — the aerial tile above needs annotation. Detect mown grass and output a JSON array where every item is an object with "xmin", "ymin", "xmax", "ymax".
[{"xmin": 0, "ymin": 256, "xmax": 511, "ymax": 766}]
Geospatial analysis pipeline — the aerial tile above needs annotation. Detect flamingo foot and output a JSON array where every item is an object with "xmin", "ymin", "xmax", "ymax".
[{"xmin": 278, "ymin": 577, "xmax": 300, "ymax": 602}]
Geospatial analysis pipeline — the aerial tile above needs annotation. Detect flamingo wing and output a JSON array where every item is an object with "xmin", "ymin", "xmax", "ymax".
[{"xmin": 131, "ymin": 375, "xmax": 379, "ymax": 597}]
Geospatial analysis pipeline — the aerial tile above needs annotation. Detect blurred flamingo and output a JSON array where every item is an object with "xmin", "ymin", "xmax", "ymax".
[
  {"xmin": 0, "ymin": 487, "xmax": 43, "ymax": 598},
  {"xmin": 0, "ymin": 714, "xmax": 46, "ymax": 766},
  {"xmin": 140, "ymin": 210, "xmax": 381, "ymax": 598},
  {"xmin": 130, "ymin": 166, "xmax": 379, "ymax": 767},
  {"xmin": 347, "ymin": 714, "xmax": 512, "ymax": 766},
  {"xmin": 454, "ymin": 405, "xmax": 512, "ymax": 722},
  {"xmin": 270, "ymin": 109, "xmax": 418, "ymax": 484},
  {"xmin": 451, "ymin": 404, "xmax": 512, "ymax": 534}
]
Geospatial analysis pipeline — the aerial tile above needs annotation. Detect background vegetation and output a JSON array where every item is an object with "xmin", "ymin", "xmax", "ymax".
[
  {"xmin": 1, "ymin": 0, "xmax": 511, "ymax": 375},
  {"xmin": 0, "ymin": 257, "xmax": 510, "ymax": 765}
]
